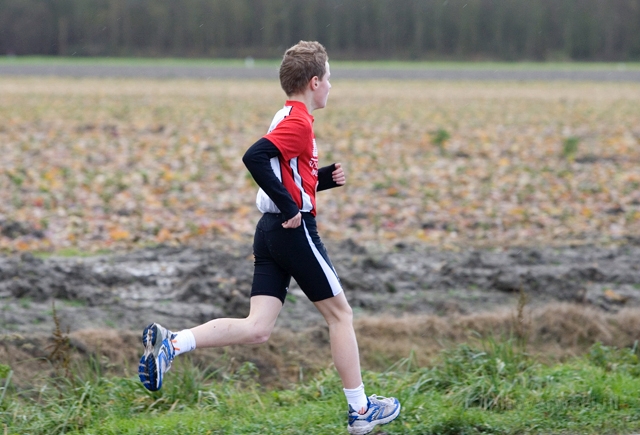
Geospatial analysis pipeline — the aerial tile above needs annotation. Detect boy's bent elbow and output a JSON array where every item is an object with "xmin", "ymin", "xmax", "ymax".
[
  {"xmin": 249, "ymin": 329, "xmax": 272, "ymax": 344},
  {"xmin": 241, "ymin": 151, "xmax": 253, "ymax": 168}
]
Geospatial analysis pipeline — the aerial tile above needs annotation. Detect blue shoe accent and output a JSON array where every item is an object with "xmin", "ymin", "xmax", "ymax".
[
  {"xmin": 347, "ymin": 395, "xmax": 401, "ymax": 435},
  {"xmin": 138, "ymin": 323, "xmax": 176, "ymax": 392}
]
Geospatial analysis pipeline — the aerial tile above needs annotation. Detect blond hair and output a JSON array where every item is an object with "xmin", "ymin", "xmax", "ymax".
[{"xmin": 279, "ymin": 41, "xmax": 328, "ymax": 96}]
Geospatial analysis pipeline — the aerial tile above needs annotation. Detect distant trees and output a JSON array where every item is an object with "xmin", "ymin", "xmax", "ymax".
[{"xmin": 1, "ymin": 0, "xmax": 639, "ymax": 60}]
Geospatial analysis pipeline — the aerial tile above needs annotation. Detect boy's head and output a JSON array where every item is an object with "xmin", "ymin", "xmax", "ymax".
[{"xmin": 279, "ymin": 41, "xmax": 328, "ymax": 97}]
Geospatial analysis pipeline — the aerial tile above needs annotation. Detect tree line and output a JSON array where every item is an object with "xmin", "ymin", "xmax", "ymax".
[{"xmin": 1, "ymin": 0, "xmax": 639, "ymax": 61}]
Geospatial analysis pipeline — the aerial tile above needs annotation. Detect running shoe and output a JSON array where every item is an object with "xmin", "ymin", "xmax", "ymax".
[
  {"xmin": 138, "ymin": 323, "xmax": 176, "ymax": 391},
  {"xmin": 347, "ymin": 394, "xmax": 401, "ymax": 435}
]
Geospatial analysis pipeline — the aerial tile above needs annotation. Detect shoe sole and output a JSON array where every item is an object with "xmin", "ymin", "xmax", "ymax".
[
  {"xmin": 138, "ymin": 324, "xmax": 161, "ymax": 391},
  {"xmin": 347, "ymin": 402, "xmax": 401, "ymax": 435}
]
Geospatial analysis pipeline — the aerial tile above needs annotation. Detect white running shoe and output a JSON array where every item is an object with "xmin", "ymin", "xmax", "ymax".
[
  {"xmin": 138, "ymin": 323, "xmax": 176, "ymax": 391},
  {"xmin": 347, "ymin": 394, "xmax": 401, "ymax": 435}
]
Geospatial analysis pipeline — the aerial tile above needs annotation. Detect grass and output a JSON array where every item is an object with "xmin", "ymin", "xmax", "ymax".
[
  {"xmin": 32, "ymin": 247, "xmax": 114, "ymax": 258},
  {"xmin": 0, "ymin": 55, "xmax": 279, "ymax": 68},
  {"xmin": 562, "ymin": 136, "xmax": 581, "ymax": 161},
  {"xmin": 2, "ymin": 55, "xmax": 640, "ymax": 70},
  {"xmin": 2, "ymin": 339, "xmax": 640, "ymax": 434},
  {"xmin": 333, "ymin": 60, "xmax": 640, "ymax": 71}
]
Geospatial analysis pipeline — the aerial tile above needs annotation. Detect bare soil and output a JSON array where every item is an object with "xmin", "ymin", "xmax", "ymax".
[
  {"xmin": 2, "ymin": 239, "xmax": 640, "ymax": 388},
  {"xmin": 3, "ymin": 238, "xmax": 640, "ymax": 335}
]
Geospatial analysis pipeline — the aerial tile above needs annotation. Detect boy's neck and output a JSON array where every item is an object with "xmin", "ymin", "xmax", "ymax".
[{"xmin": 287, "ymin": 92, "xmax": 316, "ymax": 114}]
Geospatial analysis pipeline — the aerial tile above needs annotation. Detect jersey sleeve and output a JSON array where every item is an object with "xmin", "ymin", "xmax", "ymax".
[
  {"xmin": 263, "ymin": 116, "xmax": 312, "ymax": 161},
  {"xmin": 242, "ymin": 137, "xmax": 300, "ymax": 220},
  {"xmin": 317, "ymin": 164, "xmax": 341, "ymax": 192}
]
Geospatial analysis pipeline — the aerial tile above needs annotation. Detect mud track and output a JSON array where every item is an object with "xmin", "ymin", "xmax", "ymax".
[{"xmin": 2, "ymin": 239, "xmax": 639, "ymax": 336}]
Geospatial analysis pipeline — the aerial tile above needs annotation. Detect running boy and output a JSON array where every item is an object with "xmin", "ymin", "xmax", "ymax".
[{"xmin": 138, "ymin": 40, "xmax": 400, "ymax": 435}]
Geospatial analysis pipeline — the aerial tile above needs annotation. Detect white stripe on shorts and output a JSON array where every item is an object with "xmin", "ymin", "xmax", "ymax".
[{"xmin": 302, "ymin": 221, "xmax": 343, "ymax": 297}]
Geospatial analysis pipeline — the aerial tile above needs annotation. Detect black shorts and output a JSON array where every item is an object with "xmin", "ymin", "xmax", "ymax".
[{"xmin": 251, "ymin": 212, "xmax": 343, "ymax": 304}]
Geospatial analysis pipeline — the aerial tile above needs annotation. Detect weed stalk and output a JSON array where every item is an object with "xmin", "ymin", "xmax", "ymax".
[
  {"xmin": 46, "ymin": 301, "xmax": 73, "ymax": 382},
  {"xmin": 513, "ymin": 287, "xmax": 530, "ymax": 352},
  {"xmin": 0, "ymin": 369, "xmax": 12, "ymax": 408}
]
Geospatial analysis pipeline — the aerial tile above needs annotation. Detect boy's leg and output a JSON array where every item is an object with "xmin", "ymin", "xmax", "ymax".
[
  {"xmin": 272, "ymin": 215, "xmax": 368, "ymax": 410},
  {"xmin": 313, "ymin": 292, "xmax": 362, "ymax": 389},
  {"xmin": 186, "ymin": 213, "xmax": 291, "ymax": 348},
  {"xmin": 138, "ymin": 295, "xmax": 282, "ymax": 392},
  {"xmin": 190, "ymin": 295, "xmax": 283, "ymax": 347},
  {"xmin": 315, "ymin": 291, "xmax": 401, "ymax": 435},
  {"xmin": 139, "ymin": 215, "xmax": 289, "ymax": 392}
]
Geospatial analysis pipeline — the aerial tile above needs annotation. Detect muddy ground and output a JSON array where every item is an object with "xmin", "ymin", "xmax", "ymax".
[
  {"xmin": 2, "ymin": 238, "xmax": 640, "ymax": 388},
  {"xmin": 2, "ymin": 238, "xmax": 640, "ymax": 336}
]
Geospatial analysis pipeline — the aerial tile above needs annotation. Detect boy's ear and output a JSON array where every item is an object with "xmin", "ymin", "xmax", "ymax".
[{"xmin": 309, "ymin": 76, "xmax": 319, "ymax": 90}]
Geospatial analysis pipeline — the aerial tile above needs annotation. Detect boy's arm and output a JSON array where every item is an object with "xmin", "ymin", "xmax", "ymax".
[
  {"xmin": 242, "ymin": 137, "xmax": 300, "ymax": 220},
  {"xmin": 317, "ymin": 162, "xmax": 346, "ymax": 191}
]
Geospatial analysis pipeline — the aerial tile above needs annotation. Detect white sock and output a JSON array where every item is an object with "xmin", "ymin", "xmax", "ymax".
[
  {"xmin": 171, "ymin": 329, "xmax": 196, "ymax": 357},
  {"xmin": 343, "ymin": 383, "xmax": 368, "ymax": 413}
]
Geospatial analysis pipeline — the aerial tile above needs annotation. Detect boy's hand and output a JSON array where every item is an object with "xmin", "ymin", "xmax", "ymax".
[
  {"xmin": 282, "ymin": 212, "xmax": 302, "ymax": 229},
  {"xmin": 332, "ymin": 162, "xmax": 346, "ymax": 186}
]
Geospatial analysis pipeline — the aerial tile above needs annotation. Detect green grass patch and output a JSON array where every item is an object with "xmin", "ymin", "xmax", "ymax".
[
  {"xmin": 32, "ymin": 247, "xmax": 114, "ymax": 259},
  {"xmin": 3, "ymin": 339, "xmax": 640, "ymax": 434},
  {"xmin": 333, "ymin": 60, "xmax": 640, "ymax": 71},
  {"xmin": 2, "ymin": 55, "xmax": 640, "ymax": 71},
  {"xmin": 0, "ymin": 55, "xmax": 279, "ymax": 68}
]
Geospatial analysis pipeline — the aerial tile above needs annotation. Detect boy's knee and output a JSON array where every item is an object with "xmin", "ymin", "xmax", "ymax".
[
  {"xmin": 341, "ymin": 304, "xmax": 354, "ymax": 320},
  {"xmin": 328, "ymin": 304, "xmax": 354, "ymax": 325}
]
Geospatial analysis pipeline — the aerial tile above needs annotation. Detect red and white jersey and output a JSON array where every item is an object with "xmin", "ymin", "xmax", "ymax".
[{"xmin": 256, "ymin": 100, "xmax": 319, "ymax": 216}]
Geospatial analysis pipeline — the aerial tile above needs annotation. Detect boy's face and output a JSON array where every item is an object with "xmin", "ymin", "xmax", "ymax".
[{"xmin": 312, "ymin": 61, "xmax": 331, "ymax": 110}]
